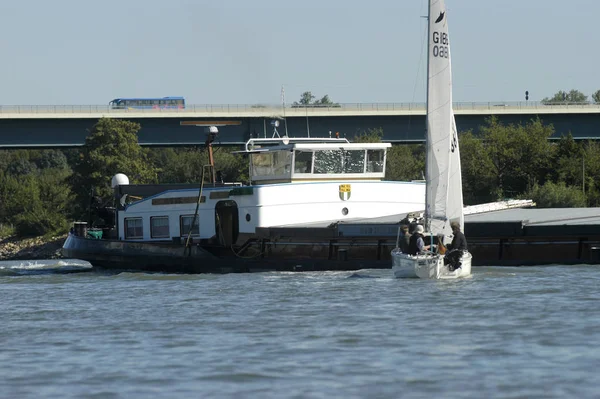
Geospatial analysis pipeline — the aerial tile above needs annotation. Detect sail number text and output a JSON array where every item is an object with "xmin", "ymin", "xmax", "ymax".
[{"xmin": 432, "ymin": 31, "xmax": 449, "ymax": 58}]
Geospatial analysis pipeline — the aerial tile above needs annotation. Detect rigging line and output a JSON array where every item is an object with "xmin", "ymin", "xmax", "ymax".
[
  {"xmin": 407, "ymin": 13, "xmax": 429, "ymax": 134},
  {"xmin": 429, "ymin": 63, "xmax": 451, "ymax": 80},
  {"xmin": 411, "ymin": 15, "xmax": 429, "ymax": 102},
  {"xmin": 427, "ymin": 99, "xmax": 452, "ymax": 114}
]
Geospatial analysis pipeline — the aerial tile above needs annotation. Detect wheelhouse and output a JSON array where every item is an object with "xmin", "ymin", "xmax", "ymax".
[{"xmin": 242, "ymin": 138, "xmax": 390, "ymax": 184}]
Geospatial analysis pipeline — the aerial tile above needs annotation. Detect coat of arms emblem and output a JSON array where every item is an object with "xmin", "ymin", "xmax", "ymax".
[{"xmin": 339, "ymin": 184, "xmax": 351, "ymax": 201}]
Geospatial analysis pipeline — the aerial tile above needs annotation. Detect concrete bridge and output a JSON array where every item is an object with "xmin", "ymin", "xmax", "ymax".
[{"xmin": 0, "ymin": 102, "xmax": 598, "ymax": 147}]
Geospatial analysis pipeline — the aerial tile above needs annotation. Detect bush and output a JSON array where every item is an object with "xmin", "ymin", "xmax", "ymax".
[
  {"xmin": 527, "ymin": 181, "xmax": 586, "ymax": 208},
  {"xmin": 0, "ymin": 223, "xmax": 14, "ymax": 238},
  {"xmin": 14, "ymin": 206, "xmax": 69, "ymax": 237}
]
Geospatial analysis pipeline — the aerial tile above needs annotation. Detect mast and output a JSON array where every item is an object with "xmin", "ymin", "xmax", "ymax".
[{"xmin": 424, "ymin": 0, "xmax": 432, "ymax": 232}]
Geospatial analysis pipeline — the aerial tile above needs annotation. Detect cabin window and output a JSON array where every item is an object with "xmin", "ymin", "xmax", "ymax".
[
  {"xmin": 150, "ymin": 216, "xmax": 170, "ymax": 238},
  {"xmin": 314, "ymin": 150, "xmax": 343, "ymax": 174},
  {"xmin": 343, "ymin": 150, "xmax": 365, "ymax": 173},
  {"xmin": 251, "ymin": 151, "xmax": 292, "ymax": 177},
  {"xmin": 366, "ymin": 150, "xmax": 385, "ymax": 173},
  {"xmin": 124, "ymin": 217, "xmax": 143, "ymax": 239},
  {"xmin": 180, "ymin": 215, "xmax": 200, "ymax": 236},
  {"xmin": 294, "ymin": 150, "xmax": 313, "ymax": 173}
]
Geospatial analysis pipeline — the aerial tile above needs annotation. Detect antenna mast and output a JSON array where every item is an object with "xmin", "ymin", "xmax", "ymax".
[{"xmin": 281, "ymin": 85, "xmax": 289, "ymax": 137}]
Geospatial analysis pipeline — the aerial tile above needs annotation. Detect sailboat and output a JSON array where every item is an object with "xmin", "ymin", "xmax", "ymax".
[{"xmin": 391, "ymin": 0, "xmax": 472, "ymax": 279}]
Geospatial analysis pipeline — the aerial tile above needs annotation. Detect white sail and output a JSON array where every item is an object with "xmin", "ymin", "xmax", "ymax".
[{"xmin": 426, "ymin": 0, "xmax": 464, "ymax": 240}]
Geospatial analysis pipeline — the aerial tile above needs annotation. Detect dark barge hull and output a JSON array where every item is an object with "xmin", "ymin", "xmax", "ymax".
[{"xmin": 61, "ymin": 233, "xmax": 393, "ymax": 273}]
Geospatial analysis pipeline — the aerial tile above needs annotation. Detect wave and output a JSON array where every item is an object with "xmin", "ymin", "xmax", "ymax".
[{"xmin": 0, "ymin": 259, "xmax": 92, "ymax": 276}]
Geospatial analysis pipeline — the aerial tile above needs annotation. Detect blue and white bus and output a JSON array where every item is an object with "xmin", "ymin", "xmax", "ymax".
[{"xmin": 109, "ymin": 97, "xmax": 185, "ymax": 109}]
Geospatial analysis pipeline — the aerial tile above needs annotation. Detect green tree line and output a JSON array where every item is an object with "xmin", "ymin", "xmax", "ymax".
[
  {"xmin": 542, "ymin": 89, "xmax": 600, "ymax": 104},
  {"xmin": 0, "ymin": 117, "xmax": 597, "ymax": 238}
]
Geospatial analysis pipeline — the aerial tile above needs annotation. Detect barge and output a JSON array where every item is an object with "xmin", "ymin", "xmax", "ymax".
[{"xmin": 63, "ymin": 135, "xmax": 427, "ymax": 273}]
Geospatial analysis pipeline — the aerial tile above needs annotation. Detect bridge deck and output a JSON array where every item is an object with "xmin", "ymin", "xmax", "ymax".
[
  {"xmin": 0, "ymin": 102, "xmax": 598, "ymax": 119},
  {"xmin": 0, "ymin": 102, "xmax": 599, "ymax": 147}
]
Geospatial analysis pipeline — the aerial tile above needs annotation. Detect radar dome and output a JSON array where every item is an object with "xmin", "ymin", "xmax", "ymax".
[{"xmin": 111, "ymin": 173, "xmax": 129, "ymax": 188}]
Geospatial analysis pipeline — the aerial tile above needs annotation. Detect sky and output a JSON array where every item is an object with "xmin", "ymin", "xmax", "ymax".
[{"xmin": 0, "ymin": 0, "xmax": 598, "ymax": 106}]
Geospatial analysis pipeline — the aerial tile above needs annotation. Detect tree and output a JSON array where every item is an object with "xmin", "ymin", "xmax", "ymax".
[
  {"xmin": 0, "ymin": 167, "xmax": 71, "ymax": 236},
  {"xmin": 457, "ymin": 131, "xmax": 497, "ymax": 204},
  {"xmin": 293, "ymin": 91, "xmax": 340, "ymax": 107},
  {"xmin": 526, "ymin": 181, "xmax": 586, "ymax": 208},
  {"xmin": 70, "ymin": 118, "xmax": 158, "ymax": 217},
  {"xmin": 0, "ymin": 171, "xmax": 28, "ymax": 222},
  {"xmin": 294, "ymin": 91, "xmax": 316, "ymax": 106},
  {"xmin": 149, "ymin": 146, "xmax": 247, "ymax": 185},
  {"xmin": 385, "ymin": 144, "xmax": 425, "ymax": 182},
  {"xmin": 353, "ymin": 128, "xmax": 384, "ymax": 143},
  {"xmin": 592, "ymin": 90, "xmax": 600, "ymax": 104},
  {"xmin": 314, "ymin": 95, "xmax": 339, "ymax": 107},
  {"xmin": 550, "ymin": 133, "xmax": 584, "ymax": 188},
  {"xmin": 580, "ymin": 141, "xmax": 600, "ymax": 206},
  {"xmin": 12, "ymin": 169, "xmax": 72, "ymax": 236},
  {"xmin": 34, "ymin": 150, "xmax": 69, "ymax": 170},
  {"xmin": 478, "ymin": 117, "xmax": 554, "ymax": 199},
  {"xmin": 541, "ymin": 89, "xmax": 588, "ymax": 104}
]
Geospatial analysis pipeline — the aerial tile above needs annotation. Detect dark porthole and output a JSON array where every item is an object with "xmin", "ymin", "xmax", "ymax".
[
  {"xmin": 342, "ymin": 207, "xmax": 349, "ymax": 216},
  {"xmin": 246, "ymin": 213, "xmax": 251, "ymax": 222}
]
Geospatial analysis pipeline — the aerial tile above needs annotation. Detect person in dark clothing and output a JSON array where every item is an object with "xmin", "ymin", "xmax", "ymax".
[
  {"xmin": 447, "ymin": 221, "xmax": 467, "ymax": 251},
  {"xmin": 444, "ymin": 221, "xmax": 467, "ymax": 271},
  {"xmin": 399, "ymin": 225, "xmax": 411, "ymax": 253},
  {"xmin": 407, "ymin": 225, "xmax": 425, "ymax": 255}
]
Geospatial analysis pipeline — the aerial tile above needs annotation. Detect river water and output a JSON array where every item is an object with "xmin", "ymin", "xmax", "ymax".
[{"xmin": 1, "ymin": 259, "xmax": 599, "ymax": 399}]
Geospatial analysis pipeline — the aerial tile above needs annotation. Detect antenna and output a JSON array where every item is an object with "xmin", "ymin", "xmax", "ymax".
[
  {"xmin": 205, "ymin": 126, "xmax": 219, "ymax": 184},
  {"xmin": 305, "ymin": 104, "xmax": 310, "ymax": 137},
  {"xmin": 281, "ymin": 85, "xmax": 289, "ymax": 137},
  {"xmin": 270, "ymin": 119, "xmax": 280, "ymax": 138}
]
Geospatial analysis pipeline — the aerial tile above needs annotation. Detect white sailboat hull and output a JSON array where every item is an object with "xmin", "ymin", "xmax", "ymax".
[{"xmin": 391, "ymin": 249, "xmax": 472, "ymax": 279}]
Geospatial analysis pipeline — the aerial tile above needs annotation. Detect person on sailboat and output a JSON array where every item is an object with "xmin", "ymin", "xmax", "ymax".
[
  {"xmin": 399, "ymin": 225, "xmax": 411, "ymax": 253},
  {"xmin": 407, "ymin": 225, "xmax": 425, "ymax": 255},
  {"xmin": 447, "ymin": 222, "xmax": 467, "ymax": 251},
  {"xmin": 444, "ymin": 221, "xmax": 468, "ymax": 271}
]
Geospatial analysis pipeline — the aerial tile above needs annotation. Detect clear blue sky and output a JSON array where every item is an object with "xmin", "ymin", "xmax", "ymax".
[{"xmin": 0, "ymin": 0, "xmax": 597, "ymax": 105}]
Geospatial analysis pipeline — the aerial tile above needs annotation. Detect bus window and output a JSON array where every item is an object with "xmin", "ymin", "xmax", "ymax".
[{"xmin": 109, "ymin": 97, "xmax": 186, "ymax": 109}]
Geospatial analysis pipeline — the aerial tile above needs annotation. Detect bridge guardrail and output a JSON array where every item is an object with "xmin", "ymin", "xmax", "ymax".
[{"xmin": 0, "ymin": 102, "xmax": 598, "ymax": 114}]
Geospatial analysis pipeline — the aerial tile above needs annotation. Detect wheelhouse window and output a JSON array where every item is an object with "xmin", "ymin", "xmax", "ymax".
[
  {"xmin": 180, "ymin": 215, "xmax": 200, "ymax": 236},
  {"xmin": 150, "ymin": 216, "xmax": 170, "ymax": 238},
  {"xmin": 124, "ymin": 217, "xmax": 143, "ymax": 239},
  {"xmin": 366, "ymin": 149, "xmax": 385, "ymax": 173},
  {"xmin": 343, "ymin": 150, "xmax": 365, "ymax": 173},
  {"xmin": 314, "ymin": 150, "xmax": 343, "ymax": 174},
  {"xmin": 294, "ymin": 150, "xmax": 313, "ymax": 173},
  {"xmin": 251, "ymin": 151, "xmax": 292, "ymax": 177}
]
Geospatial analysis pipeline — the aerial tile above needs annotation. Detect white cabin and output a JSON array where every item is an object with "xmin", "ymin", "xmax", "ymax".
[{"xmin": 114, "ymin": 137, "xmax": 425, "ymax": 244}]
